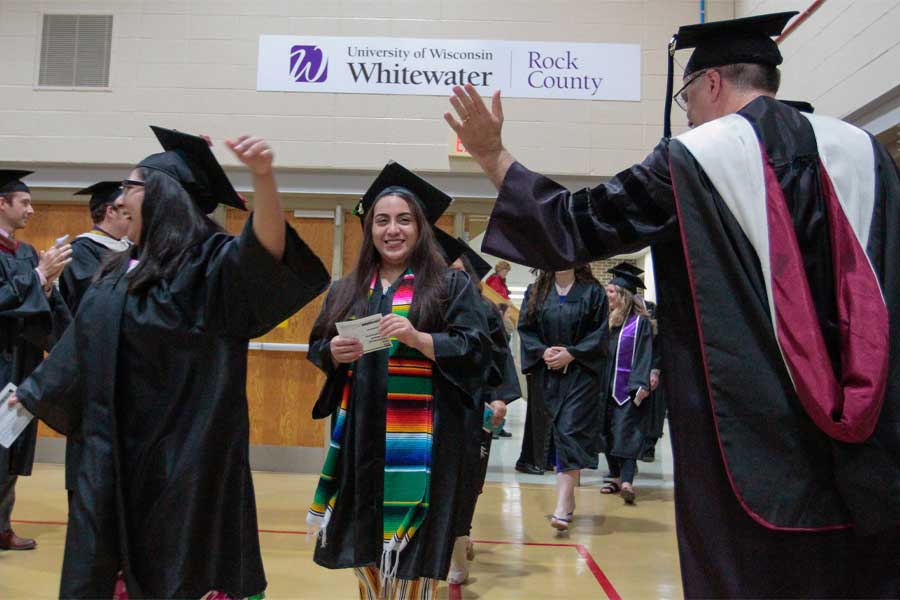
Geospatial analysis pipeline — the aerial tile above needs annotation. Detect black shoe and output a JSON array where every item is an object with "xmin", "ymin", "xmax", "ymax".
[
  {"xmin": 497, "ymin": 428, "xmax": 512, "ymax": 438},
  {"xmin": 515, "ymin": 462, "xmax": 544, "ymax": 475}
]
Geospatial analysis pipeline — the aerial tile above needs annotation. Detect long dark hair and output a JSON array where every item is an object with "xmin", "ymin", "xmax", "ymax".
[
  {"xmin": 311, "ymin": 189, "xmax": 447, "ymax": 339},
  {"xmin": 99, "ymin": 168, "xmax": 223, "ymax": 293},
  {"xmin": 523, "ymin": 264, "xmax": 598, "ymax": 322}
]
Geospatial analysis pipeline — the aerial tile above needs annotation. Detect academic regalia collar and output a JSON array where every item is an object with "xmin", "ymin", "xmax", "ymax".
[
  {"xmin": 552, "ymin": 279, "xmax": 591, "ymax": 303},
  {"xmin": 0, "ymin": 227, "xmax": 18, "ymax": 254}
]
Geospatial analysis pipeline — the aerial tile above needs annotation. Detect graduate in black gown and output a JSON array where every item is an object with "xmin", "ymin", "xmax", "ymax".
[
  {"xmin": 445, "ymin": 11, "xmax": 900, "ymax": 598},
  {"xmin": 639, "ymin": 297, "xmax": 666, "ymax": 462},
  {"xmin": 440, "ymin": 235, "xmax": 521, "ymax": 585},
  {"xmin": 12, "ymin": 127, "xmax": 330, "ymax": 599},
  {"xmin": 599, "ymin": 264, "xmax": 653, "ymax": 505},
  {"xmin": 305, "ymin": 163, "xmax": 489, "ymax": 599},
  {"xmin": 0, "ymin": 170, "xmax": 71, "ymax": 551},
  {"xmin": 60, "ymin": 181, "xmax": 132, "ymax": 314},
  {"xmin": 517, "ymin": 266, "xmax": 607, "ymax": 532},
  {"xmin": 57, "ymin": 181, "xmax": 132, "ymax": 502}
]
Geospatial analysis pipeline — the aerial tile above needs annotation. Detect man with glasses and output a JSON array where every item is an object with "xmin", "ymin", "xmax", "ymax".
[
  {"xmin": 445, "ymin": 11, "xmax": 900, "ymax": 599},
  {"xmin": 60, "ymin": 182, "xmax": 132, "ymax": 315},
  {"xmin": 0, "ymin": 170, "xmax": 71, "ymax": 551}
]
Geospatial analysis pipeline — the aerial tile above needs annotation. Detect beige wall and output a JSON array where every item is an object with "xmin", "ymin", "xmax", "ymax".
[
  {"xmin": 1, "ymin": 0, "xmax": 734, "ymax": 178},
  {"xmin": 736, "ymin": 0, "xmax": 900, "ymax": 121}
]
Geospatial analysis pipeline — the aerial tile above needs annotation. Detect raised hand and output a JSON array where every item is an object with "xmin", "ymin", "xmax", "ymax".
[
  {"xmin": 225, "ymin": 135, "xmax": 274, "ymax": 176},
  {"xmin": 443, "ymin": 84, "xmax": 515, "ymax": 189}
]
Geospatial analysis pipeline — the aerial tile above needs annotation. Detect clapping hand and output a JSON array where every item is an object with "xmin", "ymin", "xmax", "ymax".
[{"xmin": 38, "ymin": 243, "xmax": 72, "ymax": 285}]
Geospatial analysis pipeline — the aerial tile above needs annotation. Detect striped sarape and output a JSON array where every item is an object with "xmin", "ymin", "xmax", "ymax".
[{"xmin": 307, "ymin": 271, "xmax": 434, "ymax": 591}]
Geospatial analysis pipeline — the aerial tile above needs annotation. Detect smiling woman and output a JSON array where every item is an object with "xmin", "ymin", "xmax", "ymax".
[{"xmin": 305, "ymin": 162, "xmax": 490, "ymax": 599}]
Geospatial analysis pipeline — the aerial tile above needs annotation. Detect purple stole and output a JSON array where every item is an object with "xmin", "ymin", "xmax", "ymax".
[{"xmin": 612, "ymin": 314, "xmax": 639, "ymax": 405}]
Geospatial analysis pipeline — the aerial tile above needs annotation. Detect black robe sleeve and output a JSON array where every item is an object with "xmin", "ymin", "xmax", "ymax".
[
  {"xmin": 205, "ymin": 215, "xmax": 330, "ymax": 339},
  {"xmin": 16, "ymin": 323, "xmax": 82, "ymax": 436},
  {"xmin": 517, "ymin": 286, "xmax": 546, "ymax": 374},
  {"xmin": 431, "ymin": 271, "xmax": 491, "ymax": 408},
  {"xmin": 482, "ymin": 142, "xmax": 678, "ymax": 270},
  {"xmin": 0, "ymin": 249, "xmax": 71, "ymax": 351},
  {"xmin": 627, "ymin": 317, "xmax": 653, "ymax": 397},
  {"xmin": 565, "ymin": 285, "xmax": 608, "ymax": 376},
  {"xmin": 308, "ymin": 283, "xmax": 351, "ymax": 419},
  {"xmin": 482, "ymin": 301, "xmax": 506, "ymax": 390}
]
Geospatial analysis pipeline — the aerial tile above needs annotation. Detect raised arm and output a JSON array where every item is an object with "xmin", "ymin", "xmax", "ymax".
[
  {"xmin": 225, "ymin": 135, "xmax": 286, "ymax": 261},
  {"xmin": 445, "ymin": 84, "xmax": 678, "ymax": 270}
]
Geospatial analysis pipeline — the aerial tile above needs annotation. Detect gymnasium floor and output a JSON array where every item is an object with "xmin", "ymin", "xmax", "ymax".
[{"xmin": 0, "ymin": 401, "xmax": 682, "ymax": 599}]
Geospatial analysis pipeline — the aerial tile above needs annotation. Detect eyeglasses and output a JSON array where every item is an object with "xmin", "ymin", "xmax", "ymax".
[
  {"xmin": 673, "ymin": 69, "xmax": 709, "ymax": 112},
  {"xmin": 119, "ymin": 179, "xmax": 145, "ymax": 192}
]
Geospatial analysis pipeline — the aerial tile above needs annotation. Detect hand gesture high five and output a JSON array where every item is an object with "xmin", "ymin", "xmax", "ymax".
[{"xmin": 444, "ymin": 84, "xmax": 516, "ymax": 189}]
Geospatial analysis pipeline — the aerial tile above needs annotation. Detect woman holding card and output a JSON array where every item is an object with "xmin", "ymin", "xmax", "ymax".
[{"xmin": 306, "ymin": 162, "xmax": 489, "ymax": 600}]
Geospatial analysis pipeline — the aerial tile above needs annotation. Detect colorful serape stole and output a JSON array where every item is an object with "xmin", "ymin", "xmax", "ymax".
[{"xmin": 307, "ymin": 271, "xmax": 434, "ymax": 591}]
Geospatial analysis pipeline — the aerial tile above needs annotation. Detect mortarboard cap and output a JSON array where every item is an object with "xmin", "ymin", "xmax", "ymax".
[
  {"xmin": 608, "ymin": 261, "xmax": 645, "ymax": 294},
  {"xmin": 137, "ymin": 126, "xmax": 246, "ymax": 213},
  {"xmin": 663, "ymin": 12, "xmax": 798, "ymax": 138},
  {"xmin": 460, "ymin": 240, "xmax": 492, "ymax": 280},
  {"xmin": 355, "ymin": 162, "xmax": 453, "ymax": 226},
  {"xmin": 0, "ymin": 170, "xmax": 34, "ymax": 195},
  {"xmin": 76, "ymin": 181, "xmax": 123, "ymax": 213},
  {"xmin": 434, "ymin": 228, "xmax": 469, "ymax": 264},
  {"xmin": 780, "ymin": 99, "xmax": 814, "ymax": 113}
]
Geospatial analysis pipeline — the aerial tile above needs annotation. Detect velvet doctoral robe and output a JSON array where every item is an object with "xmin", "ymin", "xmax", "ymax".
[{"xmin": 482, "ymin": 95, "xmax": 900, "ymax": 598}]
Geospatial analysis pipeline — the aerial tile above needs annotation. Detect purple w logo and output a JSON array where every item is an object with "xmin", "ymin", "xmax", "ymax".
[{"xmin": 290, "ymin": 45, "xmax": 328, "ymax": 83}]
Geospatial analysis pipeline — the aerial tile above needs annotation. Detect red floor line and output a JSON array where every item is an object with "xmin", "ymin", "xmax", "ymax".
[
  {"xmin": 13, "ymin": 521, "xmax": 620, "ymax": 598},
  {"xmin": 576, "ymin": 544, "xmax": 621, "ymax": 600}
]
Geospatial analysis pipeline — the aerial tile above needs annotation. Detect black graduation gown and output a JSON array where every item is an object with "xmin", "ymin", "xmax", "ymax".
[
  {"xmin": 603, "ymin": 315, "xmax": 652, "ymax": 460},
  {"xmin": 0, "ymin": 242, "xmax": 70, "ymax": 484},
  {"xmin": 482, "ymin": 96, "xmax": 900, "ymax": 598},
  {"xmin": 455, "ymin": 296, "xmax": 521, "ymax": 537},
  {"xmin": 307, "ymin": 269, "xmax": 490, "ymax": 580},
  {"xmin": 17, "ymin": 218, "xmax": 330, "ymax": 599},
  {"xmin": 642, "ymin": 315, "xmax": 667, "ymax": 445},
  {"xmin": 517, "ymin": 282, "xmax": 607, "ymax": 472},
  {"xmin": 58, "ymin": 234, "xmax": 129, "ymax": 491}
]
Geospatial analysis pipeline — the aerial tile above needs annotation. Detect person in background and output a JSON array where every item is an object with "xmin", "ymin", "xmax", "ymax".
[
  {"xmin": 60, "ymin": 181, "xmax": 132, "ymax": 314},
  {"xmin": 484, "ymin": 260, "xmax": 511, "ymax": 301},
  {"xmin": 600, "ymin": 264, "xmax": 653, "ymax": 504},
  {"xmin": 0, "ymin": 169, "xmax": 71, "ymax": 552},
  {"xmin": 517, "ymin": 266, "xmax": 607, "ymax": 531}
]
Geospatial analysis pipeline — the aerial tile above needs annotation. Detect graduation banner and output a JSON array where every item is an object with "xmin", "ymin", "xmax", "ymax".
[{"xmin": 257, "ymin": 36, "xmax": 641, "ymax": 101}]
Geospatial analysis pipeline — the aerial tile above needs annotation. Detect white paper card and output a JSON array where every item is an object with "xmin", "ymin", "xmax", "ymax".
[
  {"xmin": 0, "ymin": 383, "xmax": 33, "ymax": 449},
  {"xmin": 336, "ymin": 314, "xmax": 392, "ymax": 354}
]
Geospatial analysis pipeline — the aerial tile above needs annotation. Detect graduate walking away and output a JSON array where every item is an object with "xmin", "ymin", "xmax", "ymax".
[
  {"xmin": 517, "ymin": 266, "xmax": 607, "ymax": 532},
  {"xmin": 12, "ymin": 128, "xmax": 330, "ymax": 599},
  {"xmin": 599, "ymin": 264, "xmax": 653, "ymax": 505},
  {"xmin": 0, "ymin": 170, "xmax": 72, "ymax": 551},
  {"xmin": 446, "ymin": 11, "xmax": 900, "ymax": 598},
  {"xmin": 306, "ymin": 162, "xmax": 490, "ymax": 600}
]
